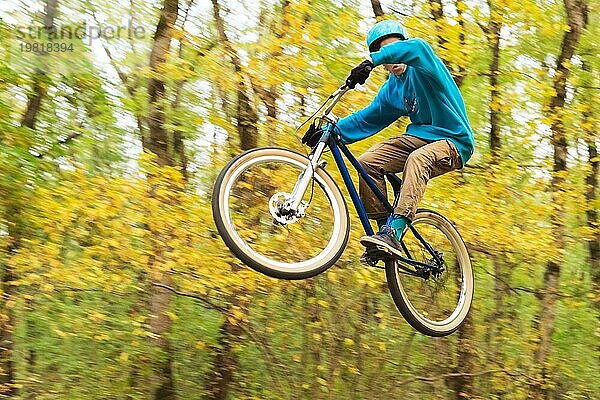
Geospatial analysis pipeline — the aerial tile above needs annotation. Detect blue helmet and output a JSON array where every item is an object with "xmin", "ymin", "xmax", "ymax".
[{"xmin": 366, "ymin": 20, "xmax": 408, "ymax": 52}]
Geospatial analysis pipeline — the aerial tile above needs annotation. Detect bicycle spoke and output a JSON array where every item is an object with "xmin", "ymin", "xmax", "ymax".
[
  {"xmin": 394, "ymin": 220, "xmax": 465, "ymax": 323},
  {"xmin": 226, "ymin": 159, "xmax": 336, "ymax": 264}
]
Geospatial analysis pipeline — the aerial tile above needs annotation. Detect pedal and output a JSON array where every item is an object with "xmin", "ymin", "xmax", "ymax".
[
  {"xmin": 360, "ymin": 252, "xmax": 378, "ymax": 267},
  {"xmin": 360, "ymin": 247, "xmax": 390, "ymax": 269},
  {"xmin": 367, "ymin": 244, "xmax": 404, "ymax": 260}
]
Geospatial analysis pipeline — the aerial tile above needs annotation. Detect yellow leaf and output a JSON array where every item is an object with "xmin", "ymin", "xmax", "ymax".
[
  {"xmin": 41, "ymin": 283, "xmax": 54, "ymax": 293},
  {"xmin": 164, "ymin": 311, "xmax": 178, "ymax": 321},
  {"xmin": 54, "ymin": 329, "xmax": 67, "ymax": 337},
  {"xmin": 132, "ymin": 328, "xmax": 145, "ymax": 336},
  {"xmin": 317, "ymin": 299, "xmax": 329, "ymax": 308},
  {"xmin": 195, "ymin": 341, "xmax": 206, "ymax": 350},
  {"xmin": 348, "ymin": 366, "xmax": 361, "ymax": 375}
]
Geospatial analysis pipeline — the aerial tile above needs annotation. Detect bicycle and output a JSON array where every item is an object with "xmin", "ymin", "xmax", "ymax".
[{"xmin": 212, "ymin": 84, "xmax": 473, "ymax": 337}]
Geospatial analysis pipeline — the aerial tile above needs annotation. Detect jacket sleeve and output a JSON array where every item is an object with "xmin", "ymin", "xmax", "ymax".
[
  {"xmin": 335, "ymin": 81, "xmax": 405, "ymax": 144},
  {"xmin": 370, "ymin": 38, "xmax": 447, "ymax": 87}
]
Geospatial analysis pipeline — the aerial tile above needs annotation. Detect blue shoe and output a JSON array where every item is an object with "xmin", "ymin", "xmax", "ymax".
[{"xmin": 360, "ymin": 225, "xmax": 403, "ymax": 258}]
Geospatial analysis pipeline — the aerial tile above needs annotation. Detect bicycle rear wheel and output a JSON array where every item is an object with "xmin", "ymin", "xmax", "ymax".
[
  {"xmin": 385, "ymin": 209, "xmax": 473, "ymax": 336},
  {"xmin": 212, "ymin": 148, "xmax": 349, "ymax": 279}
]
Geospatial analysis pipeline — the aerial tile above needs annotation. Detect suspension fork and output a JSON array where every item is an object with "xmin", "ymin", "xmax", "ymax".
[
  {"xmin": 288, "ymin": 137, "xmax": 328, "ymax": 210},
  {"xmin": 288, "ymin": 85, "xmax": 347, "ymax": 211}
]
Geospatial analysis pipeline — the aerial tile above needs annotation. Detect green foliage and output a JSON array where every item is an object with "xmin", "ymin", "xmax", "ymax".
[{"xmin": 0, "ymin": 0, "xmax": 598, "ymax": 399}]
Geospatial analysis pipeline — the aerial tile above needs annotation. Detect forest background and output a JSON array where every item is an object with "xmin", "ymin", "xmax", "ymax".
[{"xmin": 0, "ymin": 0, "xmax": 598, "ymax": 399}]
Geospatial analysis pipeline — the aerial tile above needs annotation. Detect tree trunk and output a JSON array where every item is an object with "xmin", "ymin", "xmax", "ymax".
[
  {"xmin": 92, "ymin": 9, "xmax": 148, "ymax": 141},
  {"xmin": 21, "ymin": 74, "xmax": 46, "ymax": 129},
  {"xmin": 201, "ymin": 4, "xmax": 260, "ymax": 397},
  {"xmin": 21, "ymin": 0, "xmax": 58, "ymax": 129},
  {"xmin": 149, "ymin": 277, "xmax": 176, "ymax": 400},
  {"xmin": 145, "ymin": 1, "xmax": 181, "ymax": 399},
  {"xmin": 1, "ymin": 1, "xmax": 59, "ymax": 395},
  {"xmin": 484, "ymin": 255, "xmax": 515, "ymax": 397},
  {"xmin": 0, "ymin": 242, "xmax": 17, "ymax": 398},
  {"xmin": 147, "ymin": 0, "xmax": 183, "ymax": 169},
  {"xmin": 581, "ymin": 61, "xmax": 599, "ymax": 309},
  {"xmin": 487, "ymin": 4, "xmax": 502, "ymax": 158},
  {"xmin": 587, "ymin": 136, "xmax": 600, "ymax": 369},
  {"xmin": 587, "ymin": 138, "xmax": 600, "ymax": 300},
  {"xmin": 482, "ymin": 6, "xmax": 506, "ymax": 395},
  {"xmin": 211, "ymin": 0, "xmax": 259, "ymax": 152},
  {"xmin": 204, "ymin": 294, "xmax": 247, "ymax": 400},
  {"xmin": 429, "ymin": 0, "xmax": 447, "ymax": 49},
  {"xmin": 171, "ymin": 75, "xmax": 190, "ymax": 180},
  {"xmin": 1, "ymin": 197, "xmax": 29, "ymax": 398},
  {"xmin": 428, "ymin": 0, "xmax": 451, "ymax": 71},
  {"xmin": 450, "ymin": 313, "xmax": 476, "ymax": 399},
  {"xmin": 580, "ymin": 61, "xmax": 600, "ymax": 369},
  {"xmin": 168, "ymin": 0, "xmax": 194, "ymax": 181},
  {"xmin": 253, "ymin": 84, "xmax": 278, "ymax": 145},
  {"xmin": 530, "ymin": 0, "xmax": 587, "ymax": 397},
  {"xmin": 253, "ymin": 0, "xmax": 291, "ymax": 146},
  {"xmin": 236, "ymin": 79, "xmax": 259, "ymax": 150},
  {"xmin": 371, "ymin": 0, "xmax": 385, "ymax": 17},
  {"xmin": 454, "ymin": 0, "xmax": 467, "ymax": 87},
  {"xmin": 427, "ymin": 0, "xmax": 466, "ymax": 86}
]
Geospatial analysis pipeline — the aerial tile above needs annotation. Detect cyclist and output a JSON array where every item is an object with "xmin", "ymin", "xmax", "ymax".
[{"xmin": 335, "ymin": 19, "xmax": 474, "ymax": 257}]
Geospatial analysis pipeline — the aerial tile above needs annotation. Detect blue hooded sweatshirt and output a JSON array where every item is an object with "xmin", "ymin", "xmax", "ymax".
[{"xmin": 336, "ymin": 38, "xmax": 474, "ymax": 166}]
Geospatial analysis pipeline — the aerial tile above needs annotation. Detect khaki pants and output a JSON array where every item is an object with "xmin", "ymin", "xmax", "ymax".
[{"xmin": 357, "ymin": 135, "xmax": 462, "ymax": 221}]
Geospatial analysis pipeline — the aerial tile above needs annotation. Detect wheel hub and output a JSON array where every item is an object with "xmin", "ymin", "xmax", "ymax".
[
  {"xmin": 429, "ymin": 250, "xmax": 445, "ymax": 278},
  {"xmin": 269, "ymin": 192, "xmax": 307, "ymax": 225}
]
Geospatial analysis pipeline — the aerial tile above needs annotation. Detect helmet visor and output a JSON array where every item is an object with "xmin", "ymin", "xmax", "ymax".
[{"xmin": 369, "ymin": 33, "xmax": 406, "ymax": 52}]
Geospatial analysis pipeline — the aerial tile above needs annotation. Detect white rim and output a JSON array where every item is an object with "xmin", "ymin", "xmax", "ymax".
[
  {"xmin": 221, "ymin": 152, "xmax": 345, "ymax": 273},
  {"xmin": 396, "ymin": 214, "xmax": 472, "ymax": 331}
]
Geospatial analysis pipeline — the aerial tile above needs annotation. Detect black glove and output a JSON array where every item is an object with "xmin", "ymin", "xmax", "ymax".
[
  {"xmin": 301, "ymin": 120, "xmax": 322, "ymax": 148},
  {"xmin": 345, "ymin": 60, "xmax": 374, "ymax": 89}
]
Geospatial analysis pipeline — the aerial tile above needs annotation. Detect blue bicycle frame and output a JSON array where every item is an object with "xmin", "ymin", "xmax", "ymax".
[
  {"xmin": 311, "ymin": 125, "xmax": 444, "ymax": 272},
  {"xmin": 295, "ymin": 85, "xmax": 443, "ymax": 271},
  {"xmin": 329, "ymin": 138, "xmax": 389, "ymax": 237}
]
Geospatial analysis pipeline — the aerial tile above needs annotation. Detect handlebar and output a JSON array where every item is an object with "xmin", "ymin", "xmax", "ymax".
[
  {"xmin": 321, "ymin": 85, "xmax": 350, "ymax": 118},
  {"xmin": 324, "ymin": 61, "xmax": 373, "ymax": 115},
  {"xmin": 295, "ymin": 82, "xmax": 353, "ymax": 140}
]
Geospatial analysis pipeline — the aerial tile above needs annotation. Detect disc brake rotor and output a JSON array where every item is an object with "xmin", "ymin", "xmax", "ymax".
[{"xmin": 269, "ymin": 192, "xmax": 307, "ymax": 225}]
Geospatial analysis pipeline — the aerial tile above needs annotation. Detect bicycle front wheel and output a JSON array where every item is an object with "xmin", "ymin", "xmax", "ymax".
[
  {"xmin": 385, "ymin": 209, "xmax": 473, "ymax": 336},
  {"xmin": 212, "ymin": 147, "xmax": 349, "ymax": 280}
]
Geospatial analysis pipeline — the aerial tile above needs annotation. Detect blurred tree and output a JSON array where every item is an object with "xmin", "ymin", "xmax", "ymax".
[
  {"xmin": 144, "ymin": 0, "xmax": 181, "ymax": 398},
  {"xmin": 0, "ymin": 0, "xmax": 59, "ymax": 396},
  {"xmin": 530, "ymin": 0, "xmax": 588, "ymax": 398}
]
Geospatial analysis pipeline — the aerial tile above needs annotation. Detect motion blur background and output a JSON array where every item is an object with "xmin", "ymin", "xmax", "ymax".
[{"xmin": 0, "ymin": 0, "xmax": 598, "ymax": 399}]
